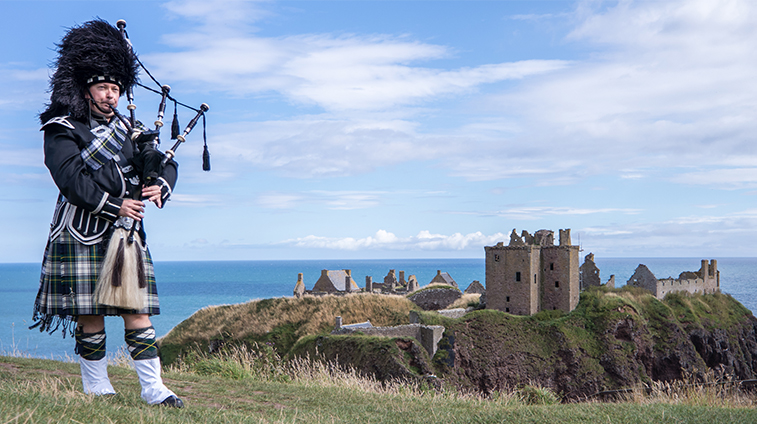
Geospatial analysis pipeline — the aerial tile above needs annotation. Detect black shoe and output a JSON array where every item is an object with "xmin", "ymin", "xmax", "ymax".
[{"xmin": 160, "ymin": 395, "xmax": 184, "ymax": 408}]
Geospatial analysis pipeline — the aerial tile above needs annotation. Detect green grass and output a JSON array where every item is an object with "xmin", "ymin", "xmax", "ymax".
[
  {"xmin": 159, "ymin": 294, "xmax": 419, "ymax": 366},
  {"xmin": 1, "ymin": 355, "xmax": 756, "ymax": 423},
  {"xmin": 158, "ymin": 288, "xmax": 757, "ymax": 402}
]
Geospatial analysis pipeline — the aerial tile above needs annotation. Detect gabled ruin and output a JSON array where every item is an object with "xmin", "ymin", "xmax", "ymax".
[{"xmin": 627, "ymin": 260, "xmax": 720, "ymax": 298}]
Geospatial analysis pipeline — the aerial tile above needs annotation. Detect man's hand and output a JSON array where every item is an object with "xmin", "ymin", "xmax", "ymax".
[
  {"xmin": 141, "ymin": 184, "xmax": 163, "ymax": 209},
  {"xmin": 118, "ymin": 198, "xmax": 145, "ymax": 220}
]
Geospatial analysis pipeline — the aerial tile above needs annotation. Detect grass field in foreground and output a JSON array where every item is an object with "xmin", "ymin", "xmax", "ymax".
[{"xmin": 1, "ymin": 355, "xmax": 756, "ymax": 424}]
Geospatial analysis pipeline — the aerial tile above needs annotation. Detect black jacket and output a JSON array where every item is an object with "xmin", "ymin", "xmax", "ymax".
[{"xmin": 42, "ymin": 115, "xmax": 178, "ymax": 244}]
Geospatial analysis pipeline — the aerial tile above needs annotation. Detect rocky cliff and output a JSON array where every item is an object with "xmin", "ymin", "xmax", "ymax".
[
  {"xmin": 429, "ymin": 287, "xmax": 757, "ymax": 400},
  {"xmin": 159, "ymin": 288, "xmax": 757, "ymax": 401}
]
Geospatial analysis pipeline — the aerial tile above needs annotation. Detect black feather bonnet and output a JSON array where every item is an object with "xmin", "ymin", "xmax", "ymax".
[{"xmin": 40, "ymin": 19, "xmax": 139, "ymax": 124}]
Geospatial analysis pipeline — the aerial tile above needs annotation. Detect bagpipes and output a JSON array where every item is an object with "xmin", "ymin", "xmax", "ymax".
[{"xmin": 95, "ymin": 19, "xmax": 209, "ymax": 310}]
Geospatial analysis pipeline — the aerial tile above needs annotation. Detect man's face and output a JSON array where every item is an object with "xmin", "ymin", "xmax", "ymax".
[{"xmin": 85, "ymin": 82, "xmax": 120, "ymax": 117}]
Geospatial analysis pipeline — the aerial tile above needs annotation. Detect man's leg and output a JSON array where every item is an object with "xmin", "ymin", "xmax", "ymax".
[
  {"xmin": 76, "ymin": 315, "xmax": 115, "ymax": 395},
  {"xmin": 123, "ymin": 314, "xmax": 183, "ymax": 407}
]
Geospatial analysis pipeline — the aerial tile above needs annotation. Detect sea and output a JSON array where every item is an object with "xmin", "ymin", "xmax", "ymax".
[{"xmin": 1, "ymin": 258, "xmax": 755, "ymax": 361}]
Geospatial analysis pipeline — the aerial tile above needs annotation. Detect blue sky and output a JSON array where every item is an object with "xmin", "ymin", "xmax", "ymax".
[{"xmin": 1, "ymin": 0, "xmax": 756, "ymax": 262}]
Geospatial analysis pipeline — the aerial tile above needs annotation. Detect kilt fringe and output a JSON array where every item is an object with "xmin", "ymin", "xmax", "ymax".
[{"xmin": 29, "ymin": 310, "xmax": 76, "ymax": 338}]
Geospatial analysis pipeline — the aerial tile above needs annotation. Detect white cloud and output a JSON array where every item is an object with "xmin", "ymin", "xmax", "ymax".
[
  {"xmin": 672, "ymin": 168, "xmax": 757, "ymax": 189},
  {"xmin": 577, "ymin": 207, "xmax": 757, "ymax": 256},
  {"xmin": 459, "ymin": 0, "xmax": 757, "ymax": 185},
  {"xmin": 150, "ymin": 0, "xmax": 757, "ymax": 189},
  {"xmin": 147, "ymin": 2, "xmax": 570, "ymax": 112},
  {"xmin": 168, "ymin": 193, "xmax": 224, "ymax": 206},
  {"xmin": 211, "ymin": 117, "xmax": 462, "ymax": 178},
  {"xmin": 257, "ymin": 192, "xmax": 303, "ymax": 209},
  {"xmin": 257, "ymin": 190, "xmax": 386, "ymax": 210},
  {"xmin": 279, "ymin": 230, "xmax": 509, "ymax": 251},
  {"xmin": 0, "ymin": 66, "xmax": 49, "ymax": 110},
  {"xmin": 461, "ymin": 206, "xmax": 641, "ymax": 220}
]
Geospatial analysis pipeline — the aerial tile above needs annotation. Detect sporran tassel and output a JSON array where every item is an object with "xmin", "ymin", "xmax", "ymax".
[
  {"xmin": 135, "ymin": 240, "xmax": 147, "ymax": 289},
  {"xmin": 94, "ymin": 227, "xmax": 147, "ymax": 310},
  {"xmin": 112, "ymin": 237, "xmax": 125, "ymax": 287},
  {"xmin": 171, "ymin": 100, "xmax": 180, "ymax": 140}
]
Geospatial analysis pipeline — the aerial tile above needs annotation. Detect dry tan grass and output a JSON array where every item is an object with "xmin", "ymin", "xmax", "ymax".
[
  {"xmin": 620, "ymin": 369, "xmax": 757, "ymax": 408},
  {"xmin": 174, "ymin": 343, "xmax": 518, "ymax": 404},
  {"xmin": 5, "ymin": 375, "xmax": 92, "ymax": 404},
  {"xmin": 447, "ymin": 293, "xmax": 480, "ymax": 309},
  {"xmin": 161, "ymin": 293, "xmax": 418, "ymax": 346}
]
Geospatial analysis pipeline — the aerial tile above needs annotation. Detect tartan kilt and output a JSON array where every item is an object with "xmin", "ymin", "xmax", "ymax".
[{"xmin": 32, "ymin": 228, "xmax": 160, "ymax": 336}]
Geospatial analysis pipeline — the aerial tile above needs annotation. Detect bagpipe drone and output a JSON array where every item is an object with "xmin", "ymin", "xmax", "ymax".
[{"xmin": 94, "ymin": 19, "xmax": 210, "ymax": 310}]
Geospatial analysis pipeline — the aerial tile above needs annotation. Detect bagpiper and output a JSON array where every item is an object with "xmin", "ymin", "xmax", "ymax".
[{"xmin": 32, "ymin": 19, "xmax": 183, "ymax": 407}]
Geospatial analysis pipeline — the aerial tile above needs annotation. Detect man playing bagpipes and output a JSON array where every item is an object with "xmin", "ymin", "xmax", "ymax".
[{"xmin": 31, "ymin": 19, "xmax": 183, "ymax": 407}]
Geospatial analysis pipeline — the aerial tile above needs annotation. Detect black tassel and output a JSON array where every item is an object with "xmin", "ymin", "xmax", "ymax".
[
  {"xmin": 202, "ymin": 114, "xmax": 210, "ymax": 171},
  {"xmin": 171, "ymin": 100, "xmax": 180, "ymax": 140},
  {"xmin": 112, "ymin": 237, "xmax": 125, "ymax": 287},
  {"xmin": 202, "ymin": 144, "xmax": 211, "ymax": 171},
  {"xmin": 135, "ymin": 241, "xmax": 147, "ymax": 289}
]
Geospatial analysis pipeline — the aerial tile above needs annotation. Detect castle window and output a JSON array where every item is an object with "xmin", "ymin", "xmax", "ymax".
[
  {"xmin": 515, "ymin": 272, "xmax": 521, "ymax": 282},
  {"xmin": 555, "ymin": 281, "xmax": 560, "ymax": 288},
  {"xmin": 494, "ymin": 254, "xmax": 500, "ymax": 262},
  {"xmin": 506, "ymin": 308, "xmax": 510, "ymax": 312},
  {"xmin": 506, "ymin": 296, "xmax": 510, "ymax": 302},
  {"xmin": 550, "ymin": 263, "xmax": 554, "ymax": 271}
]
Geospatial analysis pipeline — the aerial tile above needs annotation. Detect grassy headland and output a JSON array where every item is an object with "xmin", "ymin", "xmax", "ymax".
[
  {"xmin": 158, "ymin": 286, "xmax": 757, "ymax": 403},
  {"xmin": 1, "ymin": 353, "xmax": 756, "ymax": 423}
]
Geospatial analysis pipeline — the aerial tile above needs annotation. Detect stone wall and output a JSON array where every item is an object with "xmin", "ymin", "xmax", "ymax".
[
  {"xmin": 540, "ymin": 244, "xmax": 580, "ymax": 312},
  {"xmin": 485, "ymin": 228, "xmax": 579, "ymax": 315},
  {"xmin": 628, "ymin": 259, "xmax": 720, "ymax": 299},
  {"xmin": 579, "ymin": 253, "xmax": 601, "ymax": 290},
  {"xmin": 332, "ymin": 321, "xmax": 445, "ymax": 356},
  {"xmin": 485, "ymin": 242, "xmax": 541, "ymax": 315}
]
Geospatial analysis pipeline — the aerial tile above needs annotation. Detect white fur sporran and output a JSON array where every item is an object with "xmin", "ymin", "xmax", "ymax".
[{"xmin": 94, "ymin": 227, "xmax": 147, "ymax": 310}]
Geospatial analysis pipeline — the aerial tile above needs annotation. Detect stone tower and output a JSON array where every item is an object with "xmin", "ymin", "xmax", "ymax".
[
  {"xmin": 484, "ymin": 229, "xmax": 580, "ymax": 315},
  {"xmin": 540, "ymin": 229, "xmax": 580, "ymax": 312}
]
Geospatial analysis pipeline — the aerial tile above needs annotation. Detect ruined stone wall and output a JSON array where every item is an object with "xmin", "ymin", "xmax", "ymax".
[
  {"xmin": 657, "ymin": 260, "xmax": 719, "ymax": 297},
  {"xmin": 627, "ymin": 264, "xmax": 659, "ymax": 296},
  {"xmin": 629, "ymin": 260, "xmax": 720, "ymax": 299},
  {"xmin": 485, "ymin": 244, "xmax": 540, "ymax": 315},
  {"xmin": 579, "ymin": 253, "xmax": 601, "ymax": 290},
  {"xmin": 658, "ymin": 277, "xmax": 709, "ymax": 297},
  {"xmin": 333, "ymin": 323, "xmax": 445, "ymax": 356},
  {"xmin": 541, "ymin": 245, "xmax": 580, "ymax": 312}
]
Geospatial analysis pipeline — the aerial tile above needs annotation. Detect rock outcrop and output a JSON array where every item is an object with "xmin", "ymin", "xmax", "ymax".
[
  {"xmin": 408, "ymin": 286, "xmax": 462, "ymax": 310},
  {"xmin": 432, "ymin": 287, "xmax": 757, "ymax": 400}
]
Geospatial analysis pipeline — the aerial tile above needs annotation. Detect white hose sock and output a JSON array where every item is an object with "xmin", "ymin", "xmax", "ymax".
[
  {"xmin": 79, "ymin": 357, "xmax": 116, "ymax": 395},
  {"xmin": 133, "ymin": 357, "xmax": 175, "ymax": 404}
]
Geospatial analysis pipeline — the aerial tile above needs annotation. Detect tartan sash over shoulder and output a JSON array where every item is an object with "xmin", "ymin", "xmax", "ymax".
[{"xmin": 81, "ymin": 119, "xmax": 128, "ymax": 171}]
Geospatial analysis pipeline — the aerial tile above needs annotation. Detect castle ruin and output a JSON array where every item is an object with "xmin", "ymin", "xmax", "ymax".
[
  {"xmin": 627, "ymin": 260, "xmax": 720, "ymax": 298},
  {"xmin": 485, "ymin": 228, "xmax": 580, "ymax": 315}
]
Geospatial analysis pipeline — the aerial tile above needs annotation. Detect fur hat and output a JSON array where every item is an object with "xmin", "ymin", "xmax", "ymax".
[{"xmin": 40, "ymin": 19, "xmax": 139, "ymax": 124}]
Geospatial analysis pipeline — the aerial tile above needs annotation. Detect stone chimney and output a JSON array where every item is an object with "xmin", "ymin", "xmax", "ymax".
[
  {"xmin": 366, "ymin": 276, "xmax": 373, "ymax": 293},
  {"xmin": 293, "ymin": 273, "xmax": 305, "ymax": 298}
]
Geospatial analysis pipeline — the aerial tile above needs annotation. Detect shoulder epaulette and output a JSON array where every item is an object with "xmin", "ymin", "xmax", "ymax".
[{"xmin": 41, "ymin": 116, "xmax": 75, "ymax": 131}]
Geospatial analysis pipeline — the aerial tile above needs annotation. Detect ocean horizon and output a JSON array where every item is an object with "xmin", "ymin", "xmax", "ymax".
[{"xmin": 2, "ymin": 257, "xmax": 755, "ymax": 361}]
